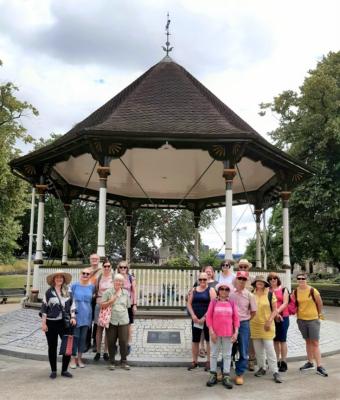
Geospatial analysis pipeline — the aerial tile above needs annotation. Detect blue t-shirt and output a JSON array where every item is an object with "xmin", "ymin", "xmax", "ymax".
[{"xmin": 70, "ymin": 282, "xmax": 95, "ymax": 327}]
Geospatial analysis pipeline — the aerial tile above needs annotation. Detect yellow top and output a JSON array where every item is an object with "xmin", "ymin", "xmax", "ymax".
[
  {"xmin": 250, "ymin": 290, "xmax": 277, "ymax": 340},
  {"xmin": 296, "ymin": 286, "xmax": 320, "ymax": 320}
]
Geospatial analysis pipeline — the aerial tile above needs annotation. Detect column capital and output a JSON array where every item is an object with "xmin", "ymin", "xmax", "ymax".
[
  {"xmin": 223, "ymin": 168, "xmax": 236, "ymax": 182},
  {"xmin": 35, "ymin": 184, "xmax": 48, "ymax": 196},
  {"xmin": 280, "ymin": 191, "xmax": 292, "ymax": 201},
  {"xmin": 63, "ymin": 203, "xmax": 71, "ymax": 212},
  {"xmin": 97, "ymin": 166, "xmax": 111, "ymax": 180}
]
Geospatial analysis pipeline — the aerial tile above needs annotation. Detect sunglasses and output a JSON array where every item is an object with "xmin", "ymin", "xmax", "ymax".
[
  {"xmin": 103, "ymin": 265, "xmax": 111, "ymax": 269},
  {"xmin": 82, "ymin": 272, "xmax": 90, "ymax": 276},
  {"xmin": 198, "ymin": 278, "xmax": 207, "ymax": 281},
  {"xmin": 238, "ymin": 265, "xmax": 248, "ymax": 270},
  {"xmin": 222, "ymin": 264, "xmax": 230, "ymax": 267},
  {"xmin": 297, "ymin": 277, "xmax": 306, "ymax": 280},
  {"xmin": 219, "ymin": 287, "xmax": 230, "ymax": 291},
  {"xmin": 119, "ymin": 266, "xmax": 128, "ymax": 269},
  {"xmin": 237, "ymin": 277, "xmax": 247, "ymax": 281}
]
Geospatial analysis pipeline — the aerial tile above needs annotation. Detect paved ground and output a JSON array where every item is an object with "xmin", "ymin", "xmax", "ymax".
[
  {"xmin": 0, "ymin": 304, "xmax": 339, "ymax": 364},
  {"xmin": 0, "ymin": 353, "xmax": 340, "ymax": 400}
]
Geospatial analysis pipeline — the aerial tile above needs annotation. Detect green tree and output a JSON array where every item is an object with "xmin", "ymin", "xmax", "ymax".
[
  {"xmin": 0, "ymin": 61, "xmax": 38, "ymax": 262},
  {"xmin": 260, "ymin": 51, "xmax": 340, "ymax": 269}
]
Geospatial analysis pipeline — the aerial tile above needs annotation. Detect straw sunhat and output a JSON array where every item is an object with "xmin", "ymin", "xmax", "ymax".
[{"xmin": 46, "ymin": 270, "xmax": 72, "ymax": 286}]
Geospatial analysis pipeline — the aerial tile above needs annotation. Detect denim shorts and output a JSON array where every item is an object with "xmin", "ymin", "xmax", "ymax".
[
  {"xmin": 297, "ymin": 319, "xmax": 320, "ymax": 340},
  {"xmin": 274, "ymin": 316, "xmax": 290, "ymax": 342}
]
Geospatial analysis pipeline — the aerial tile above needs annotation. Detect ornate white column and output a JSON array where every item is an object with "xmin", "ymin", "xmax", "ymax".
[
  {"xmin": 262, "ymin": 209, "xmax": 267, "ymax": 270},
  {"xmin": 61, "ymin": 204, "xmax": 71, "ymax": 265},
  {"xmin": 34, "ymin": 183, "xmax": 48, "ymax": 264},
  {"xmin": 194, "ymin": 213, "xmax": 200, "ymax": 267},
  {"xmin": 255, "ymin": 208, "xmax": 262, "ymax": 269},
  {"xmin": 126, "ymin": 212, "xmax": 132, "ymax": 265},
  {"xmin": 97, "ymin": 166, "xmax": 110, "ymax": 259},
  {"xmin": 223, "ymin": 166, "xmax": 236, "ymax": 261},
  {"xmin": 26, "ymin": 187, "xmax": 36, "ymax": 297},
  {"xmin": 281, "ymin": 191, "xmax": 291, "ymax": 267}
]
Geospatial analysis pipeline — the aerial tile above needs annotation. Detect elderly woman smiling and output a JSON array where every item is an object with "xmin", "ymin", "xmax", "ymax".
[{"xmin": 101, "ymin": 273, "xmax": 131, "ymax": 371}]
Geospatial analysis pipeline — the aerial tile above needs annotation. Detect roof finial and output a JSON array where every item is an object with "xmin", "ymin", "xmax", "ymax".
[{"xmin": 162, "ymin": 12, "xmax": 173, "ymax": 56}]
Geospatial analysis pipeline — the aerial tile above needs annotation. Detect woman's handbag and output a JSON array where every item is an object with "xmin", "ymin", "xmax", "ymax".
[
  {"xmin": 59, "ymin": 334, "xmax": 78, "ymax": 356},
  {"xmin": 98, "ymin": 305, "xmax": 111, "ymax": 328}
]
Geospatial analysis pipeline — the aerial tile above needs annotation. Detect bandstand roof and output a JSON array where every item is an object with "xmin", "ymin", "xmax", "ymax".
[{"xmin": 10, "ymin": 56, "xmax": 312, "ymax": 211}]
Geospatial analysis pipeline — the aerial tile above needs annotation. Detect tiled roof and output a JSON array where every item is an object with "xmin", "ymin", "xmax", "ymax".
[{"xmin": 69, "ymin": 57, "xmax": 259, "ymax": 138}]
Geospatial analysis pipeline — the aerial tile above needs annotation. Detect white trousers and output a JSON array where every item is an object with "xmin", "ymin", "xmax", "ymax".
[{"xmin": 253, "ymin": 339, "xmax": 278, "ymax": 374}]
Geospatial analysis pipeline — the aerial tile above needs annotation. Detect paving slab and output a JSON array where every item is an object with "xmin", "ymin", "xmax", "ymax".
[{"xmin": 0, "ymin": 306, "xmax": 339, "ymax": 365}]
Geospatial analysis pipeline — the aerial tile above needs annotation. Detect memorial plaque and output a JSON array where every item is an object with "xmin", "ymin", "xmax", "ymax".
[{"xmin": 147, "ymin": 331, "xmax": 181, "ymax": 344}]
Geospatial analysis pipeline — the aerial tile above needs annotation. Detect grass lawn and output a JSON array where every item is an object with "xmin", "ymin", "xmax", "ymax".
[{"xmin": 0, "ymin": 275, "xmax": 26, "ymax": 288}]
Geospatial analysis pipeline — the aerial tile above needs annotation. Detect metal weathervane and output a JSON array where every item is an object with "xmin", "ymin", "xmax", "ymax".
[{"xmin": 162, "ymin": 13, "xmax": 173, "ymax": 56}]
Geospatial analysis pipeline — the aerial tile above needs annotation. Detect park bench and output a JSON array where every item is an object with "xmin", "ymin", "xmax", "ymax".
[
  {"xmin": 0, "ymin": 288, "xmax": 25, "ymax": 304},
  {"xmin": 318, "ymin": 289, "xmax": 340, "ymax": 306}
]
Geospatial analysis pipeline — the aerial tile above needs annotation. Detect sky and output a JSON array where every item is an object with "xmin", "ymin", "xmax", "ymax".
[{"xmin": 1, "ymin": 0, "xmax": 339, "ymax": 254}]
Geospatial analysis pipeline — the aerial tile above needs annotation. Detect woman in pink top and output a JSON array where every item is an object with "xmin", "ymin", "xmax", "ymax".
[
  {"xmin": 268, "ymin": 272, "xmax": 289, "ymax": 373},
  {"xmin": 206, "ymin": 283, "xmax": 239, "ymax": 389},
  {"xmin": 94, "ymin": 259, "xmax": 113, "ymax": 361}
]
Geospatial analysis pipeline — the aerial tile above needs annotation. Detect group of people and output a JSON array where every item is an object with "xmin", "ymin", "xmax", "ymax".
[
  {"xmin": 40, "ymin": 254, "xmax": 136, "ymax": 378},
  {"xmin": 40, "ymin": 256, "xmax": 328, "ymax": 384},
  {"xmin": 187, "ymin": 259, "xmax": 328, "ymax": 390}
]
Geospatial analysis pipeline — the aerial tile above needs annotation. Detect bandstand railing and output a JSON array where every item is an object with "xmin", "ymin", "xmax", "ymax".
[{"xmin": 33, "ymin": 264, "xmax": 291, "ymax": 308}]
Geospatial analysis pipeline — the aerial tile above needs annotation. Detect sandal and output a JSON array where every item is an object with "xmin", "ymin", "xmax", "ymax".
[{"xmin": 187, "ymin": 362, "xmax": 199, "ymax": 371}]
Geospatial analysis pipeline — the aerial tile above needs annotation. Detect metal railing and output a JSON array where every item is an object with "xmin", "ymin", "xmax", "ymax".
[{"xmin": 33, "ymin": 264, "xmax": 291, "ymax": 307}]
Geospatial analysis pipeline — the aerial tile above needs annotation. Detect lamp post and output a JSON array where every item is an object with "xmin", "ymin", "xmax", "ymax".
[{"xmin": 235, "ymin": 226, "xmax": 247, "ymax": 255}]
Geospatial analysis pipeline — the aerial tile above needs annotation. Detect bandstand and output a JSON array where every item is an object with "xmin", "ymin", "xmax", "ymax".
[{"xmin": 10, "ymin": 54, "xmax": 312, "ymax": 303}]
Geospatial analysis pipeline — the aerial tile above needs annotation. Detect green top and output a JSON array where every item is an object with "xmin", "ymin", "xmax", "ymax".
[{"xmin": 102, "ymin": 287, "xmax": 131, "ymax": 326}]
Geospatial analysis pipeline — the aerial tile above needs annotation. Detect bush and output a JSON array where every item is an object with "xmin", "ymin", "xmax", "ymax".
[{"xmin": 165, "ymin": 257, "xmax": 192, "ymax": 269}]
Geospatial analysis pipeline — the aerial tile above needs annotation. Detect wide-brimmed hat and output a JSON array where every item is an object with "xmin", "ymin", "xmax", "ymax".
[
  {"xmin": 251, "ymin": 275, "xmax": 269, "ymax": 288},
  {"xmin": 46, "ymin": 270, "xmax": 72, "ymax": 286},
  {"xmin": 216, "ymin": 282, "xmax": 232, "ymax": 292},
  {"xmin": 238, "ymin": 259, "xmax": 252, "ymax": 269}
]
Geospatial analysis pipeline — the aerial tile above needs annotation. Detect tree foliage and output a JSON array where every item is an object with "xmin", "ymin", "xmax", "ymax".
[
  {"xmin": 260, "ymin": 51, "xmax": 340, "ymax": 269},
  {"xmin": 0, "ymin": 61, "xmax": 38, "ymax": 262}
]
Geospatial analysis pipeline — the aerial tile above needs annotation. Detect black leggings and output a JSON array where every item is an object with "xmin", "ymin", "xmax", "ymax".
[{"xmin": 45, "ymin": 319, "xmax": 70, "ymax": 372}]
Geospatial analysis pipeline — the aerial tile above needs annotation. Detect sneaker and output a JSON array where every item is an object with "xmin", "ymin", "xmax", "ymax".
[
  {"xmin": 69, "ymin": 361, "xmax": 77, "ymax": 369},
  {"xmin": 78, "ymin": 361, "xmax": 85, "ymax": 368},
  {"xmin": 206, "ymin": 372, "xmax": 218, "ymax": 387},
  {"xmin": 222, "ymin": 374, "xmax": 233, "ymax": 389},
  {"xmin": 121, "ymin": 363, "xmax": 130, "ymax": 370},
  {"xmin": 316, "ymin": 366, "xmax": 328, "ymax": 377},
  {"xmin": 94, "ymin": 353, "xmax": 100, "ymax": 361},
  {"xmin": 49, "ymin": 371, "xmax": 57, "ymax": 379},
  {"xmin": 103, "ymin": 353, "xmax": 109, "ymax": 361},
  {"xmin": 235, "ymin": 375, "xmax": 244, "ymax": 385},
  {"xmin": 109, "ymin": 364, "xmax": 115, "ymax": 370},
  {"xmin": 61, "ymin": 371, "xmax": 73, "ymax": 378},
  {"xmin": 127, "ymin": 345, "xmax": 131, "ymax": 356},
  {"xmin": 248, "ymin": 359, "xmax": 255, "ymax": 371},
  {"xmin": 273, "ymin": 372, "xmax": 282, "ymax": 383},
  {"xmin": 279, "ymin": 360, "xmax": 288, "ymax": 372},
  {"xmin": 300, "ymin": 361, "xmax": 314, "ymax": 371},
  {"xmin": 187, "ymin": 362, "xmax": 199, "ymax": 371},
  {"xmin": 254, "ymin": 367, "xmax": 266, "ymax": 377}
]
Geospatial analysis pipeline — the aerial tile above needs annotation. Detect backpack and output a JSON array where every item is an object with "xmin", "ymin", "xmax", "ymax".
[{"xmin": 268, "ymin": 291, "xmax": 273, "ymax": 311}]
